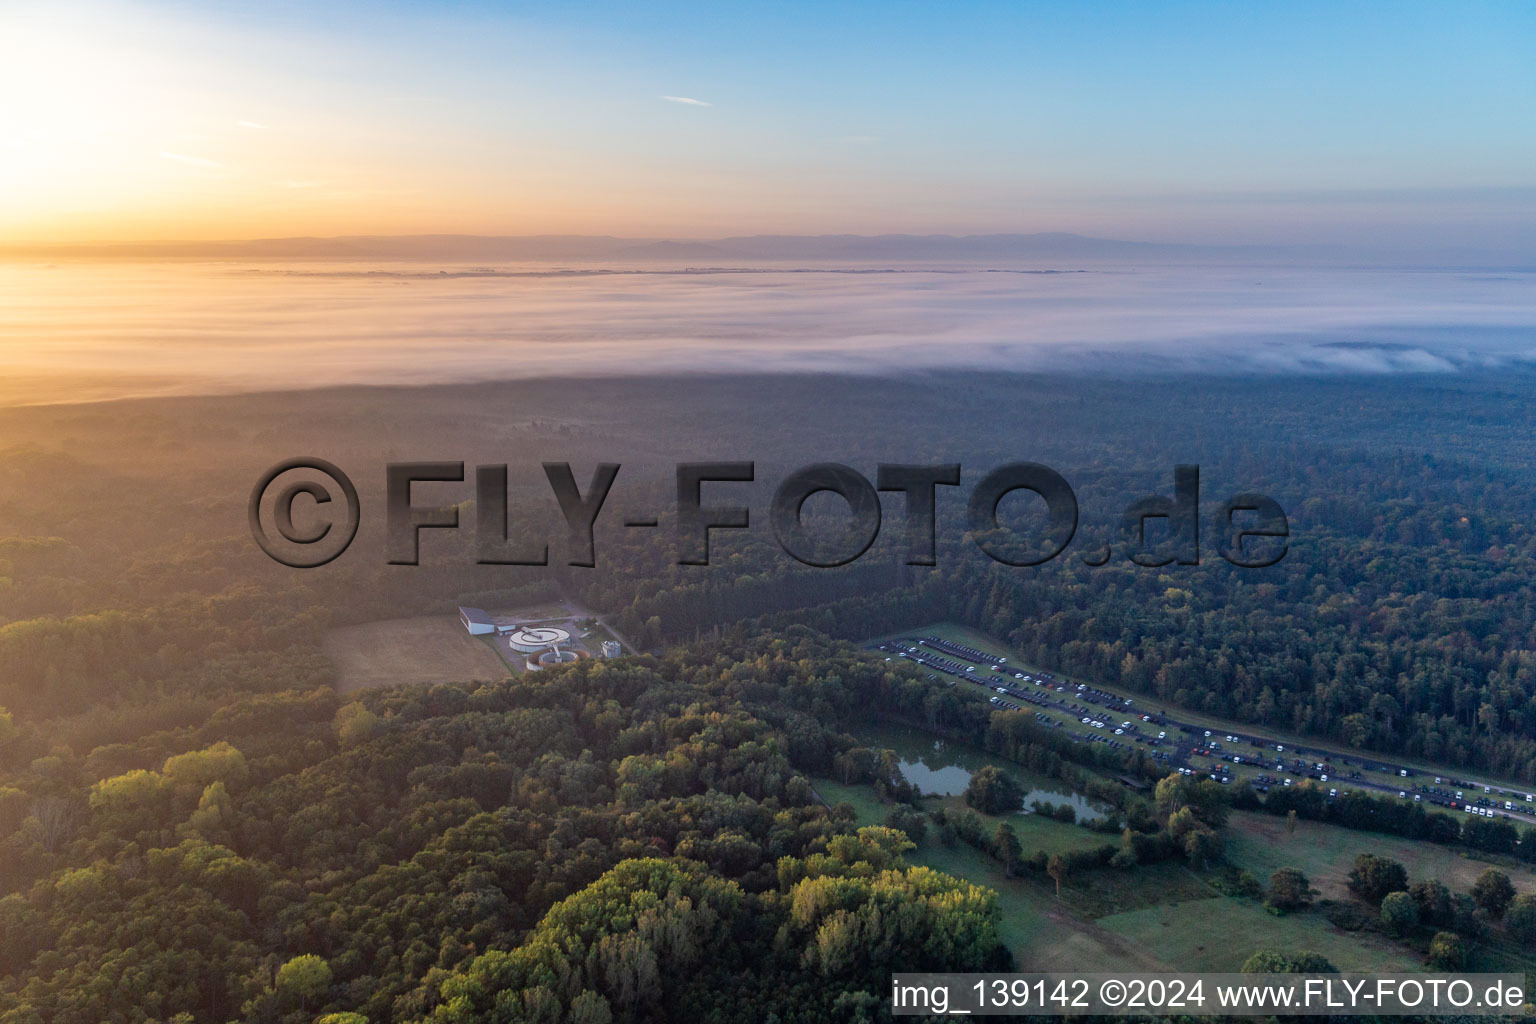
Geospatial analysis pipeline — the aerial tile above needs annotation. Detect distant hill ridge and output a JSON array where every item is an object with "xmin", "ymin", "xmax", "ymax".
[{"xmin": 1, "ymin": 231, "xmax": 1348, "ymax": 262}]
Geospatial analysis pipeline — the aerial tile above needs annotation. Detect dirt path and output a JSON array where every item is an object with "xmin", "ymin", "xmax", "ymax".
[{"xmin": 1022, "ymin": 904, "xmax": 1175, "ymax": 972}]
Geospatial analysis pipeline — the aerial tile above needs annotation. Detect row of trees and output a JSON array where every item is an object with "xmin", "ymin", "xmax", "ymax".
[{"xmin": 1255, "ymin": 777, "xmax": 1536, "ymax": 862}]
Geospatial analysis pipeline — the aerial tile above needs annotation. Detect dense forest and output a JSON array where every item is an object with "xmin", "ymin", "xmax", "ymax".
[
  {"xmin": 604, "ymin": 446, "xmax": 1536, "ymax": 781},
  {"xmin": 11, "ymin": 620, "xmax": 1536, "ymax": 1021},
  {"xmin": 0, "ymin": 631, "xmax": 1018, "ymax": 1023},
  {"xmin": 10, "ymin": 372, "xmax": 1536, "ymax": 786},
  {"xmin": 6, "ymin": 371, "xmax": 1536, "ymax": 1017}
]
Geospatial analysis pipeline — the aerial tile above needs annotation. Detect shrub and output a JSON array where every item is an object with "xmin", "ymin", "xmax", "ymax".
[
  {"xmin": 1471, "ymin": 868, "xmax": 1515, "ymax": 920},
  {"xmin": 1266, "ymin": 867, "xmax": 1316, "ymax": 913},
  {"xmin": 1346, "ymin": 853, "xmax": 1407, "ymax": 905},
  {"xmin": 1380, "ymin": 891, "xmax": 1419, "ymax": 937}
]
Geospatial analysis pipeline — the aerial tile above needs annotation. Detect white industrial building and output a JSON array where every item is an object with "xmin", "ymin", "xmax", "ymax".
[
  {"xmin": 458, "ymin": 606, "xmax": 496, "ymax": 635},
  {"xmin": 507, "ymin": 625, "xmax": 571, "ymax": 653}
]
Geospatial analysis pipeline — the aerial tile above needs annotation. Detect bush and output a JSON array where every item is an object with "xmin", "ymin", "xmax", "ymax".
[
  {"xmin": 1212, "ymin": 866, "xmax": 1264, "ymax": 900},
  {"xmin": 1241, "ymin": 951, "xmax": 1337, "ymax": 973},
  {"xmin": 1506, "ymin": 893, "xmax": 1536, "ymax": 945},
  {"xmin": 1317, "ymin": 899, "xmax": 1374, "ymax": 932},
  {"xmin": 1380, "ymin": 891, "xmax": 1420, "ymax": 937},
  {"xmin": 1427, "ymin": 931, "xmax": 1466, "ymax": 970},
  {"xmin": 884, "ymin": 806, "xmax": 928, "ymax": 844},
  {"xmin": 1266, "ymin": 867, "xmax": 1315, "ymax": 913},
  {"xmin": 1452, "ymin": 893, "xmax": 1490, "ymax": 941},
  {"xmin": 1346, "ymin": 853, "xmax": 1407, "ymax": 905},
  {"xmin": 1471, "ymin": 868, "xmax": 1515, "ymax": 920},
  {"xmin": 1409, "ymin": 879, "xmax": 1454, "ymax": 928}
]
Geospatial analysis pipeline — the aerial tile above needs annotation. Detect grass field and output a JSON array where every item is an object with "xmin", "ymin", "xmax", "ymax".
[
  {"xmin": 916, "ymin": 828, "xmax": 1189, "ymax": 971},
  {"xmin": 813, "ymin": 776, "xmax": 1110, "ymax": 858},
  {"xmin": 581, "ymin": 621, "xmax": 622, "ymax": 647},
  {"xmin": 813, "ymin": 775, "xmax": 1173, "ymax": 969},
  {"xmin": 814, "ymin": 763, "xmax": 1536, "ymax": 974},
  {"xmin": 1226, "ymin": 808, "xmax": 1536, "ymax": 973},
  {"xmin": 1098, "ymin": 896, "xmax": 1424, "ymax": 972},
  {"xmin": 811, "ymin": 776, "xmax": 890, "ymax": 824},
  {"xmin": 1225, "ymin": 810, "xmax": 1536, "ymax": 901},
  {"xmin": 324, "ymin": 615, "xmax": 510, "ymax": 693},
  {"xmin": 813, "ymin": 772, "xmax": 1415, "ymax": 972}
]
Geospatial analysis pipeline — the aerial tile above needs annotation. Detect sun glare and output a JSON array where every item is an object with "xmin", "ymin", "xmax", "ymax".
[
  {"xmin": 0, "ymin": 3, "xmax": 314, "ymax": 241},
  {"xmin": 0, "ymin": 14, "xmax": 164, "ymax": 221}
]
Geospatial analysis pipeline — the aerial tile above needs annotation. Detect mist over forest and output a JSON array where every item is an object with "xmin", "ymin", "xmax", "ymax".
[{"xmin": 1, "ymin": 258, "xmax": 1531, "ymax": 407}]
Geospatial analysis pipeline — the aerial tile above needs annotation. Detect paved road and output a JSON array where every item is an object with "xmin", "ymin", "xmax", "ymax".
[{"xmin": 872, "ymin": 635, "xmax": 1536, "ymax": 827}]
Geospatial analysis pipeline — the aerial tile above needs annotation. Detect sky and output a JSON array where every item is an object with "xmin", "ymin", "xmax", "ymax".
[{"xmin": 2, "ymin": 0, "xmax": 1534, "ymax": 248}]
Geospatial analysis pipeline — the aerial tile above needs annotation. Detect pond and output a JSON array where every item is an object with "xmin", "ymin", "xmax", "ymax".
[{"xmin": 855, "ymin": 720, "xmax": 1108, "ymax": 823}]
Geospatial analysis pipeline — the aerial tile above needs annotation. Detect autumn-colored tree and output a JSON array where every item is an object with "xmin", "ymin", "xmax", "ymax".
[
  {"xmin": 1427, "ymin": 932, "xmax": 1467, "ymax": 970},
  {"xmin": 334, "ymin": 701, "xmax": 380, "ymax": 748},
  {"xmin": 275, "ymin": 954, "xmax": 332, "ymax": 1010}
]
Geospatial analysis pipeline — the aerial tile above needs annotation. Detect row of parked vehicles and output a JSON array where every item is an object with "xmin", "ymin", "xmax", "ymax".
[
  {"xmin": 1174, "ymin": 765, "xmax": 1234, "ymax": 783},
  {"xmin": 917, "ymin": 635, "xmax": 1006, "ymax": 666},
  {"xmin": 876, "ymin": 636, "xmax": 1536, "ymax": 822}
]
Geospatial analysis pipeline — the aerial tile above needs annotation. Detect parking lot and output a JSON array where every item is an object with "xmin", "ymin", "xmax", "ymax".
[{"xmin": 871, "ymin": 631, "xmax": 1536, "ymax": 825}]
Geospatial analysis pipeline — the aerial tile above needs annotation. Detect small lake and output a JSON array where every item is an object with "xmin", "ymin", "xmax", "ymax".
[{"xmin": 855, "ymin": 721, "xmax": 1107, "ymax": 823}]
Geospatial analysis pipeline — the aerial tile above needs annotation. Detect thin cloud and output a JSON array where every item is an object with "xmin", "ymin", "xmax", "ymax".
[
  {"xmin": 237, "ymin": 120, "xmax": 267, "ymax": 129},
  {"xmin": 159, "ymin": 151, "xmax": 224, "ymax": 168},
  {"xmin": 282, "ymin": 179, "xmax": 325, "ymax": 189},
  {"xmin": 662, "ymin": 95, "xmax": 711, "ymax": 107}
]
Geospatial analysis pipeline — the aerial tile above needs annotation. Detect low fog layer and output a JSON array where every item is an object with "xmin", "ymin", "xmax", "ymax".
[{"xmin": 0, "ymin": 260, "xmax": 1531, "ymax": 406}]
